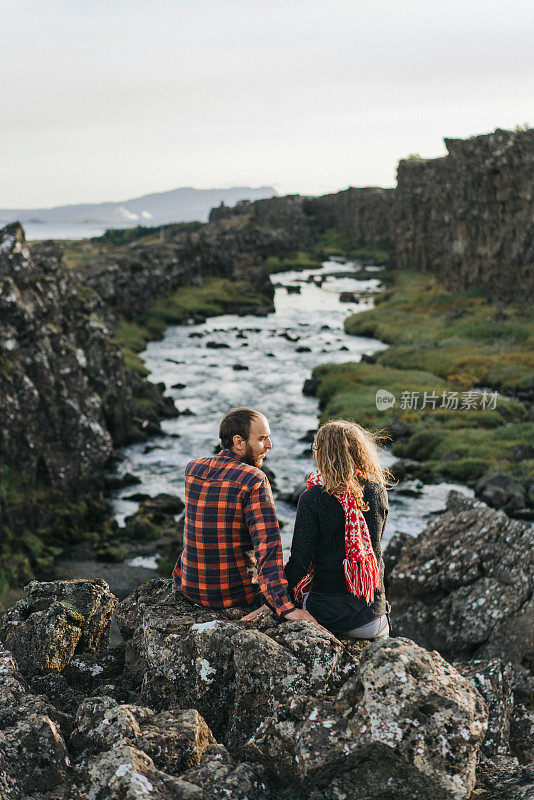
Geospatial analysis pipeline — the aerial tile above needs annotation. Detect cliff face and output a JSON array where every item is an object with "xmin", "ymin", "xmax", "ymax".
[
  {"xmin": 210, "ymin": 189, "xmax": 396, "ymax": 251},
  {"xmin": 395, "ymin": 128, "xmax": 534, "ymax": 301},
  {"xmin": 0, "ymin": 223, "xmax": 131, "ymax": 493},
  {"xmin": 304, "ymin": 186, "xmax": 395, "ymax": 250}
]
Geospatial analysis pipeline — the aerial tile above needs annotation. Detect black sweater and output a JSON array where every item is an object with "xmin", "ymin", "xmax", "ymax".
[{"xmin": 284, "ymin": 481, "xmax": 389, "ymax": 622}]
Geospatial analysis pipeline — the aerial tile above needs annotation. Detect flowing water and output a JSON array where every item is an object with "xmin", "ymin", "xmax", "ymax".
[{"xmin": 109, "ymin": 259, "xmax": 472, "ymax": 567}]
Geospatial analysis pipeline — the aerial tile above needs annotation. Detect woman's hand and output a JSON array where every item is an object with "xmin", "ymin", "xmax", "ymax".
[{"xmin": 240, "ymin": 604, "xmax": 270, "ymax": 622}]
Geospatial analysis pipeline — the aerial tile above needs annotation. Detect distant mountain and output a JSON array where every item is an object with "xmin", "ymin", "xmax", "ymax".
[{"xmin": 0, "ymin": 186, "xmax": 277, "ymax": 227}]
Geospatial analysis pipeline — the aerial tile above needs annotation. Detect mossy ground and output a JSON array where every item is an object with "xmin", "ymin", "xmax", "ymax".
[
  {"xmin": 265, "ymin": 251, "xmax": 322, "ymax": 273},
  {"xmin": 314, "ymin": 270, "xmax": 533, "ymax": 485}
]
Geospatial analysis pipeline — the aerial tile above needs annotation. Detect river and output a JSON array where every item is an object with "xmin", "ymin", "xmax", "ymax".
[{"xmin": 108, "ymin": 258, "xmax": 472, "ymax": 569}]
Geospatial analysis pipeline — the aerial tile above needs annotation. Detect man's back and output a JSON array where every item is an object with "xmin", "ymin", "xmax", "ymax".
[{"xmin": 173, "ymin": 449, "xmax": 295, "ymax": 615}]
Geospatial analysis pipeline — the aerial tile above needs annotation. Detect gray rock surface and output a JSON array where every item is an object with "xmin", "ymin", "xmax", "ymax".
[
  {"xmin": 386, "ymin": 491, "xmax": 534, "ymax": 671},
  {"xmin": 180, "ymin": 744, "xmax": 270, "ymax": 800},
  {"xmin": 118, "ymin": 579, "xmax": 489, "ymax": 800},
  {"xmin": 248, "ymin": 637, "xmax": 487, "ymax": 800},
  {"xmin": 0, "ymin": 573, "xmax": 530, "ymax": 799},
  {"xmin": 73, "ymin": 742, "xmax": 207, "ymax": 800},
  {"xmin": 70, "ymin": 695, "xmax": 215, "ymax": 773}
]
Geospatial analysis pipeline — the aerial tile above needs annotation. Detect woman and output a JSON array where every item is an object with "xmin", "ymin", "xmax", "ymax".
[{"xmin": 284, "ymin": 420, "xmax": 392, "ymax": 639}]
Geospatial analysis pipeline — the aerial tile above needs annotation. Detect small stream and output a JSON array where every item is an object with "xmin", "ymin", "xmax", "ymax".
[{"xmin": 108, "ymin": 258, "xmax": 472, "ymax": 569}]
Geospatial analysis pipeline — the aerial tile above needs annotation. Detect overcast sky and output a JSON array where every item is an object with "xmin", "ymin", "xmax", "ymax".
[{"xmin": 2, "ymin": 0, "xmax": 533, "ymax": 207}]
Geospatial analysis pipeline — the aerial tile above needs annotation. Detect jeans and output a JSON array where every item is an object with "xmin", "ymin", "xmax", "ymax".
[
  {"xmin": 303, "ymin": 592, "xmax": 389, "ymax": 639},
  {"xmin": 346, "ymin": 614, "xmax": 389, "ymax": 639}
]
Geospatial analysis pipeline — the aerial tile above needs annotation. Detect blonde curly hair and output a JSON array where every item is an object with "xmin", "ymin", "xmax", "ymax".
[{"xmin": 313, "ymin": 420, "xmax": 393, "ymax": 510}]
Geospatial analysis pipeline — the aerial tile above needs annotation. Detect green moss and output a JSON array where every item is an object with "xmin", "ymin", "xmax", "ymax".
[
  {"xmin": 265, "ymin": 251, "xmax": 322, "ymax": 273},
  {"xmin": 122, "ymin": 349, "xmax": 150, "ymax": 377},
  {"xmin": 96, "ymin": 543, "xmax": 129, "ymax": 562},
  {"xmin": 313, "ymin": 361, "xmax": 532, "ymax": 485},
  {"xmin": 344, "ymin": 270, "xmax": 534, "ymax": 393},
  {"xmin": 311, "ymin": 230, "xmax": 390, "ymax": 264},
  {"xmin": 314, "ymin": 228, "xmax": 353, "ymax": 256},
  {"xmin": 349, "ymin": 248, "xmax": 390, "ymax": 266},
  {"xmin": 0, "ymin": 466, "xmax": 116, "ymax": 603},
  {"xmin": 113, "ymin": 320, "xmax": 152, "ymax": 353}
]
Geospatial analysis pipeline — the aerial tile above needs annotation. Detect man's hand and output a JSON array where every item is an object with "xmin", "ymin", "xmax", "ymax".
[
  {"xmin": 240, "ymin": 604, "xmax": 270, "ymax": 622},
  {"xmin": 284, "ymin": 608, "xmax": 317, "ymax": 623}
]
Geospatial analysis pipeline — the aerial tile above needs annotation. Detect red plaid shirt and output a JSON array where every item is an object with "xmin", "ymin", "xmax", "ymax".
[{"xmin": 172, "ymin": 449, "xmax": 295, "ymax": 617}]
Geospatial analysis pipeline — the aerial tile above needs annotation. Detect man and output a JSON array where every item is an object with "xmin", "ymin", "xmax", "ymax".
[{"xmin": 172, "ymin": 407, "xmax": 314, "ymax": 622}]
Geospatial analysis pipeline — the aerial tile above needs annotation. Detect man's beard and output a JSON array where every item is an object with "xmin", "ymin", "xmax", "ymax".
[{"xmin": 243, "ymin": 444, "xmax": 264, "ymax": 468}]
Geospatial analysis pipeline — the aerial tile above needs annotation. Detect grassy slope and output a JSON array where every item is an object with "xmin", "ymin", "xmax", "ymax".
[{"xmin": 314, "ymin": 269, "xmax": 534, "ymax": 485}]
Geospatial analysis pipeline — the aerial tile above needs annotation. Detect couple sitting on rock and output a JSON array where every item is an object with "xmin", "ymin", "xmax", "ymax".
[{"xmin": 172, "ymin": 407, "xmax": 391, "ymax": 639}]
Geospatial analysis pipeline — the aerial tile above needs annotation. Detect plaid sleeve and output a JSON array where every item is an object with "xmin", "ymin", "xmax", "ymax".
[{"xmin": 243, "ymin": 477, "xmax": 296, "ymax": 617}]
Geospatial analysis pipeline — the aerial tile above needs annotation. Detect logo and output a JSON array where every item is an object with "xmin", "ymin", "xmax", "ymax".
[{"xmin": 376, "ymin": 390, "xmax": 395, "ymax": 410}]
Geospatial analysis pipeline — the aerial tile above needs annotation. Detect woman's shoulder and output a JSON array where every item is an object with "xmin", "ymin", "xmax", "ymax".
[
  {"xmin": 298, "ymin": 484, "xmax": 338, "ymax": 509},
  {"xmin": 299, "ymin": 484, "xmax": 327, "ymax": 502},
  {"xmin": 362, "ymin": 479, "xmax": 389, "ymax": 507}
]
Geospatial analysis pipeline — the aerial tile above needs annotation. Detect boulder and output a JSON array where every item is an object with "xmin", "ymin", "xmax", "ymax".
[
  {"xmin": 454, "ymin": 659, "xmax": 514, "ymax": 758},
  {"xmin": 136, "ymin": 493, "xmax": 185, "ymax": 519},
  {"xmin": 180, "ymin": 744, "xmax": 269, "ymax": 800},
  {"xmin": 475, "ymin": 472, "xmax": 526, "ymax": 511},
  {"xmin": 386, "ymin": 492, "xmax": 534, "ymax": 671},
  {"xmin": 474, "ymin": 757, "xmax": 534, "ymax": 800},
  {"xmin": 73, "ymin": 742, "xmax": 206, "ymax": 800},
  {"xmin": 247, "ymin": 637, "xmax": 488, "ymax": 800},
  {"xmin": 0, "ymin": 579, "xmax": 118, "ymax": 675},
  {"xmin": 28, "ymin": 672, "xmax": 85, "ymax": 716},
  {"xmin": 388, "ymin": 458, "xmax": 422, "ymax": 481},
  {"xmin": 62, "ymin": 645, "xmax": 125, "ymax": 694},
  {"xmin": 302, "ymin": 377, "xmax": 319, "ymax": 396},
  {"xmin": 117, "ymin": 580, "xmax": 488, "ymax": 799},
  {"xmin": 0, "ymin": 712, "xmax": 71, "ymax": 799},
  {"xmin": 70, "ymin": 695, "xmax": 215, "ymax": 774},
  {"xmin": 119, "ymin": 585, "xmax": 361, "ymax": 748},
  {"xmin": 509, "ymin": 702, "xmax": 534, "ymax": 764}
]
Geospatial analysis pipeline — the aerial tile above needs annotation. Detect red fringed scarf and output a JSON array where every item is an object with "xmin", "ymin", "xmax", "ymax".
[{"xmin": 293, "ymin": 468, "xmax": 381, "ymax": 606}]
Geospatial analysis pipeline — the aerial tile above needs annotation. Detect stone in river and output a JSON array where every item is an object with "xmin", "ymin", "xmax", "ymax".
[{"xmin": 303, "ymin": 377, "xmax": 319, "ymax": 396}]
